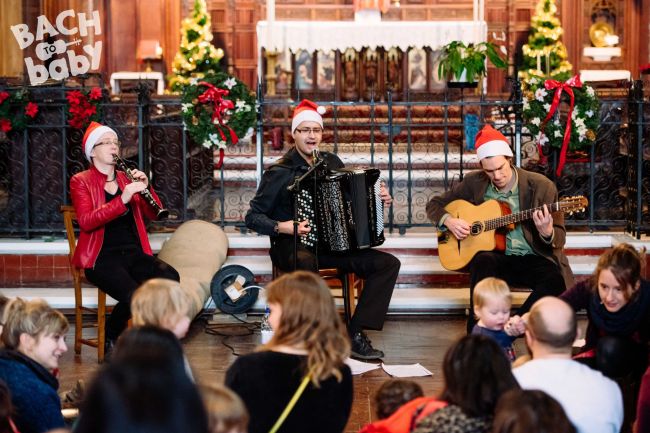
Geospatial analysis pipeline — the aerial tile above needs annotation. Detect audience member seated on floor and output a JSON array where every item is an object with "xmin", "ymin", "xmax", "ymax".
[
  {"xmin": 411, "ymin": 334, "xmax": 520, "ymax": 433},
  {"xmin": 225, "ymin": 271, "xmax": 353, "ymax": 433},
  {"xmin": 201, "ymin": 384, "xmax": 249, "ymax": 433},
  {"xmin": 471, "ymin": 277, "xmax": 517, "ymax": 362},
  {"xmin": 492, "ymin": 389, "xmax": 576, "ymax": 433},
  {"xmin": 0, "ymin": 298, "xmax": 68, "ymax": 433},
  {"xmin": 635, "ymin": 367, "xmax": 650, "ymax": 433},
  {"xmin": 131, "ymin": 278, "xmax": 194, "ymax": 378},
  {"xmin": 374, "ymin": 379, "xmax": 424, "ymax": 420},
  {"xmin": 512, "ymin": 297, "xmax": 623, "ymax": 433},
  {"xmin": 75, "ymin": 326, "xmax": 208, "ymax": 433}
]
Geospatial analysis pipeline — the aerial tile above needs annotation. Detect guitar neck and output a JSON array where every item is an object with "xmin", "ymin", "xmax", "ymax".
[{"xmin": 485, "ymin": 202, "xmax": 560, "ymax": 231}]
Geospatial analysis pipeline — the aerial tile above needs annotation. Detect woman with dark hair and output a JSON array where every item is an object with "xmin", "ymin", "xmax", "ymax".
[
  {"xmin": 75, "ymin": 326, "xmax": 208, "ymax": 433},
  {"xmin": 492, "ymin": 389, "xmax": 576, "ymax": 433},
  {"xmin": 0, "ymin": 298, "xmax": 68, "ymax": 433},
  {"xmin": 558, "ymin": 243, "xmax": 650, "ymax": 379},
  {"xmin": 412, "ymin": 334, "xmax": 520, "ymax": 433},
  {"xmin": 225, "ymin": 271, "xmax": 353, "ymax": 433}
]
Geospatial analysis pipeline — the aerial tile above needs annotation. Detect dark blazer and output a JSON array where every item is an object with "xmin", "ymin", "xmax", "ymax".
[{"xmin": 426, "ymin": 166, "xmax": 574, "ymax": 289}]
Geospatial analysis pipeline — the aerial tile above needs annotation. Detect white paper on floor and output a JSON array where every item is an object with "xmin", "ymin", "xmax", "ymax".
[
  {"xmin": 345, "ymin": 358, "xmax": 381, "ymax": 375},
  {"xmin": 381, "ymin": 363, "xmax": 433, "ymax": 377}
]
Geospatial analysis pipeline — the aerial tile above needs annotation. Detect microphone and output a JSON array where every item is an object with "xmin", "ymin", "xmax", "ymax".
[{"xmin": 312, "ymin": 149, "xmax": 320, "ymax": 165}]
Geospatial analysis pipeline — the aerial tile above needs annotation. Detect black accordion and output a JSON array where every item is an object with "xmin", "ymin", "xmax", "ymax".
[{"xmin": 296, "ymin": 168, "xmax": 385, "ymax": 254}]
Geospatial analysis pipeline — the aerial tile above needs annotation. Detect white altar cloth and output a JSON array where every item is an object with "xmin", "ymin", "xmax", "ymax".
[{"xmin": 256, "ymin": 20, "xmax": 487, "ymax": 53}]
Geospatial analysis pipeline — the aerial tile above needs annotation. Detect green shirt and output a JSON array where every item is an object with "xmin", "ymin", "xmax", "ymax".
[{"xmin": 483, "ymin": 172, "xmax": 534, "ymax": 256}]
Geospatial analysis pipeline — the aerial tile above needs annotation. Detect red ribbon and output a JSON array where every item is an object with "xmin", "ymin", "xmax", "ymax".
[
  {"xmin": 197, "ymin": 81, "xmax": 238, "ymax": 168},
  {"xmin": 536, "ymin": 74, "xmax": 582, "ymax": 177}
]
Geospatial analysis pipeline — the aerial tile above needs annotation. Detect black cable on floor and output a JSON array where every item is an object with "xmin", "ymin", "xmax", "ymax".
[{"xmin": 204, "ymin": 314, "xmax": 261, "ymax": 356}]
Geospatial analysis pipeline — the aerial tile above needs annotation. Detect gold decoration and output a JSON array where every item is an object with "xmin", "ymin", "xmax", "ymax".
[
  {"xmin": 589, "ymin": 22, "xmax": 615, "ymax": 48},
  {"xmin": 586, "ymin": 129, "xmax": 596, "ymax": 141}
]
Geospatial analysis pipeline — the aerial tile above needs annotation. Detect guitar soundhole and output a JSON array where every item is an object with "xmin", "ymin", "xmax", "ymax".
[{"xmin": 470, "ymin": 222, "xmax": 483, "ymax": 235}]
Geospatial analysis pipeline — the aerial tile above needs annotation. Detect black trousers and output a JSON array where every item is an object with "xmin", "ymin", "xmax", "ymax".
[
  {"xmin": 467, "ymin": 251, "xmax": 566, "ymax": 334},
  {"xmin": 84, "ymin": 247, "xmax": 179, "ymax": 340},
  {"xmin": 270, "ymin": 237, "xmax": 400, "ymax": 332}
]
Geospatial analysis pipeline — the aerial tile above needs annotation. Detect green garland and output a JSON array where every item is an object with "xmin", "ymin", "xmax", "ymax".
[
  {"xmin": 522, "ymin": 77, "xmax": 600, "ymax": 152},
  {"xmin": 180, "ymin": 71, "xmax": 256, "ymax": 150}
]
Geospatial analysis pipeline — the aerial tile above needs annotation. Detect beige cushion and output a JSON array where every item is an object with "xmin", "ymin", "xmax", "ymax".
[{"xmin": 157, "ymin": 220, "xmax": 228, "ymax": 318}]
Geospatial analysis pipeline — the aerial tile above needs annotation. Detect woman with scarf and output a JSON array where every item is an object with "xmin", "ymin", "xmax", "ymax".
[{"xmin": 559, "ymin": 243, "xmax": 649, "ymax": 380}]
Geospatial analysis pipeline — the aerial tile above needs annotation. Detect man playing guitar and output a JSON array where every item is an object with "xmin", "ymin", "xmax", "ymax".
[{"xmin": 426, "ymin": 125, "xmax": 574, "ymax": 333}]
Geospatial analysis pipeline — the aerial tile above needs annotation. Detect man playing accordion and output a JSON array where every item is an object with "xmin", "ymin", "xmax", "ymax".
[{"xmin": 246, "ymin": 100, "xmax": 400, "ymax": 360}]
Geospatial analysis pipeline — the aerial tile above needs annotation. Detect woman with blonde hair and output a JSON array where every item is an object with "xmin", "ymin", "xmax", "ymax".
[
  {"xmin": 0, "ymin": 298, "xmax": 69, "ymax": 433},
  {"xmin": 225, "ymin": 270, "xmax": 352, "ymax": 433}
]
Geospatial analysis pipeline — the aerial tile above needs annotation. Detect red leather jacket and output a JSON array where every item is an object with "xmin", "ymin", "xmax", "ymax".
[{"xmin": 69, "ymin": 165, "xmax": 163, "ymax": 269}]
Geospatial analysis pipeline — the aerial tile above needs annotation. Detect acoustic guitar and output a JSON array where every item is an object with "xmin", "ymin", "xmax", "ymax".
[{"xmin": 437, "ymin": 196, "xmax": 588, "ymax": 271}]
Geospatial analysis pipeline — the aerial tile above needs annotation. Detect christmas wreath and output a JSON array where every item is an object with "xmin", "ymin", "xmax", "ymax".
[
  {"xmin": 0, "ymin": 89, "xmax": 38, "ymax": 135},
  {"xmin": 66, "ymin": 87, "xmax": 103, "ymax": 129},
  {"xmin": 181, "ymin": 71, "xmax": 255, "ymax": 168},
  {"xmin": 522, "ymin": 74, "xmax": 600, "ymax": 176}
]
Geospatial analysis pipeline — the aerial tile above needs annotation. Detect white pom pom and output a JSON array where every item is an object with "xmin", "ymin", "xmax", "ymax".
[{"xmin": 316, "ymin": 106, "xmax": 326, "ymax": 115}]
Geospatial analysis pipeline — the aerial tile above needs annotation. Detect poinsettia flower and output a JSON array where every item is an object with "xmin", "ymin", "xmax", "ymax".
[
  {"xmin": 25, "ymin": 102, "xmax": 38, "ymax": 118},
  {"xmin": 0, "ymin": 118, "xmax": 11, "ymax": 132},
  {"xmin": 66, "ymin": 90, "xmax": 83, "ymax": 105},
  {"xmin": 224, "ymin": 77, "xmax": 237, "ymax": 90},
  {"xmin": 88, "ymin": 87, "xmax": 102, "ymax": 100},
  {"xmin": 534, "ymin": 88, "xmax": 547, "ymax": 101},
  {"xmin": 0, "ymin": 92, "xmax": 9, "ymax": 105}
]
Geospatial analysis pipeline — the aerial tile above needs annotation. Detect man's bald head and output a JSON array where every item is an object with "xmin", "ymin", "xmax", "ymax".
[{"xmin": 527, "ymin": 297, "xmax": 577, "ymax": 352}]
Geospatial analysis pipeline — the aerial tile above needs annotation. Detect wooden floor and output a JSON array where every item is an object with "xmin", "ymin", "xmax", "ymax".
[{"xmin": 58, "ymin": 315, "xmax": 529, "ymax": 432}]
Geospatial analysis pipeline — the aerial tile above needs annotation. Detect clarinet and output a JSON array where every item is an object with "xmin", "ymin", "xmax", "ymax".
[{"xmin": 112, "ymin": 154, "xmax": 169, "ymax": 219}]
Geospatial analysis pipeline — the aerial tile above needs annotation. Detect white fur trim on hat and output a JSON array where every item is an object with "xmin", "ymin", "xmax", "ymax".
[
  {"xmin": 84, "ymin": 126, "xmax": 117, "ymax": 161},
  {"xmin": 291, "ymin": 109, "xmax": 324, "ymax": 133},
  {"xmin": 476, "ymin": 139, "xmax": 513, "ymax": 160}
]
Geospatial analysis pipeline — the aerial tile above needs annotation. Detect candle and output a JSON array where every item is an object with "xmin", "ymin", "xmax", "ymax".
[
  {"xmin": 545, "ymin": 53, "xmax": 550, "ymax": 76},
  {"xmin": 536, "ymin": 54, "xmax": 541, "ymax": 72},
  {"xmin": 267, "ymin": 0, "xmax": 275, "ymax": 23}
]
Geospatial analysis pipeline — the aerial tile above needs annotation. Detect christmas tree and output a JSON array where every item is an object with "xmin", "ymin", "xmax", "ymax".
[
  {"xmin": 519, "ymin": 0, "xmax": 572, "ymax": 83},
  {"xmin": 168, "ymin": 0, "xmax": 225, "ymax": 92}
]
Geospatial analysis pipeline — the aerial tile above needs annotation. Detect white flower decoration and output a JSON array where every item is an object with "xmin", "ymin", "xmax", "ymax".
[
  {"xmin": 235, "ymin": 99, "xmax": 250, "ymax": 113},
  {"xmin": 537, "ymin": 133, "xmax": 549, "ymax": 146},
  {"xmin": 554, "ymin": 130, "xmax": 563, "ymax": 138},
  {"xmin": 209, "ymin": 133, "xmax": 220, "ymax": 144},
  {"xmin": 181, "ymin": 103, "xmax": 193, "ymax": 113},
  {"xmin": 535, "ymin": 88, "xmax": 547, "ymax": 101},
  {"xmin": 243, "ymin": 127, "xmax": 254, "ymax": 141},
  {"xmin": 586, "ymin": 86, "xmax": 595, "ymax": 97},
  {"xmin": 201, "ymin": 139, "xmax": 212, "ymax": 149},
  {"xmin": 531, "ymin": 117, "xmax": 541, "ymax": 126},
  {"xmin": 543, "ymin": 103, "xmax": 551, "ymax": 112},
  {"xmin": 224, "ymin": 77, "xmax": 237, "ymax": 89},
  {"xmin": 522, "ymin": 99, "xmax": 530, "ymax": 111},
  {"xmin": 586, "ymin": 110, "xmax": 594, "ymax": 118}
]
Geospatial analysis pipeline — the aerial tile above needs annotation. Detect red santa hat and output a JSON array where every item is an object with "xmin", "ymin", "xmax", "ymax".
[
  {"xmin": 82, "ymin": 121, "xmax": 117, "ymax": 161},
  {"xmin": 291, "ymin": 99, "xmax": 326, "ymax": 133},
  {"xmin": 475, "ymin": 124, "xmax": 513, "ymax": 160}
]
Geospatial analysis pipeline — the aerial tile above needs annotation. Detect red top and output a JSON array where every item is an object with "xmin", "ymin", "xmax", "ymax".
[{"xmin": 69, "ymin": 165, "xmax": 161, "ymax": 268}]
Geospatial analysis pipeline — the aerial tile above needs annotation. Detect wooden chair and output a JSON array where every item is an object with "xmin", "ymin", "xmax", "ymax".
[
  {"xmin": 60, "ymin": 205, "xmax": 107, "ymax": 363},
  {"xmin": 272, "ymin": 265, "xmax": 364, "ymax": 324}
]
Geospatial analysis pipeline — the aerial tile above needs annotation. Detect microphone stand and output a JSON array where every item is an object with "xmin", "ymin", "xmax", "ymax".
[{"xmin": 287, "ymin": 154, "xmax": 327, "ymax": 271}]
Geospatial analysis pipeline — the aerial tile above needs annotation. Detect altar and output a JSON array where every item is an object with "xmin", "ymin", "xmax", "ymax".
[{"xmin": 256, "ymin": 20, "xmax": 487, "ymax": 100}]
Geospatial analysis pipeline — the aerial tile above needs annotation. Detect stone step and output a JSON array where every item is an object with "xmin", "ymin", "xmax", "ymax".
[{"xmin": 0, "ymin": 287, "xmax": 530, "ymax": 315}]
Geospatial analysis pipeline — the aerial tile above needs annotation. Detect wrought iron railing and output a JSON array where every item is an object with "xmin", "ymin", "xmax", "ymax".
[{"xmin": 0, "ymin": 77, "xmax": 648, "ymax": 237}]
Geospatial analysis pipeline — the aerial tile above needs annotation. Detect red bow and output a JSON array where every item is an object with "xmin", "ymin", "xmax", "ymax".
[
  {"xmin": 197, "ymin": 81, "xmax": 239, "ymax": 169},
  {"xmin": 536, "ymin": 74, "xmax": 582, "ymax": 177}
]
